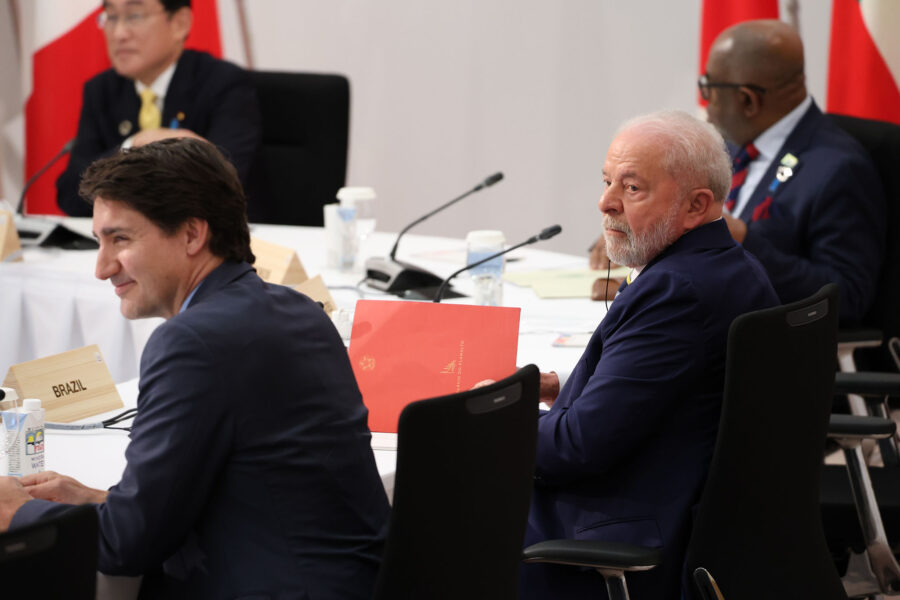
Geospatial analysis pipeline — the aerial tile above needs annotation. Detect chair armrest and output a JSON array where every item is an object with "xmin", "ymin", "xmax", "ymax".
[
  {"xmin": 828, "ymin": 414, "xmax": 896, "ymax": 440},
  {"xmin": 834, "ymin": 372, "xmax": 900, "ymax": 397},
  {"xmin": 522, "ymin": 539, "xmax": 662, "ymax": 572},
  {"xmin": 838, "ymin": 328, "xmax": 883, "ymax": 347}
]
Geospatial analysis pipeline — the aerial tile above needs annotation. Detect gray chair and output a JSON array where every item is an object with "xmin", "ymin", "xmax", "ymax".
[{"xmin": 250, "ymin": 71, "xmax": 350, "ymax": 226}]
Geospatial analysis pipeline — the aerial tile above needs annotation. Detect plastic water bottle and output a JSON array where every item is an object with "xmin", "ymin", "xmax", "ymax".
[
  {"xmin": 3, "ymin": 397, "xmax": 45, "ymax": 477},
  {"xmin": 466, "ymin": 230, "xmax": 506, "ymax": 306},
  {"xmin": 323, "ymin": 203, "xmax": 358, "ymax": 271}
]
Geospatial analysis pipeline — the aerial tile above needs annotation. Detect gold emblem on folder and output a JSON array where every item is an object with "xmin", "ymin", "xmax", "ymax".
[{"xmin": 359, "ymin": 355, "xmax": 376, "ymax": 372}]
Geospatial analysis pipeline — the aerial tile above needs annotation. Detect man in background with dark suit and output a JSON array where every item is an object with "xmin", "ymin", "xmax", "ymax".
[
  {"xmin": 522, "ymin": 111, "xmax": 778, "ymax": 599},
  {"xmin": 592, "ymin": 20, "xmax": 885, "ymax": 323},
  {"xmin": 0, "ymin": 138, "xmax": 388, "ymax": 599},
  {"xmin": 703, "ymin": 19, "xmax": 885, "ymax": 323},
  {"xmin": 57, "ymin": 0, "xmax": 268, "ymax": 220}
]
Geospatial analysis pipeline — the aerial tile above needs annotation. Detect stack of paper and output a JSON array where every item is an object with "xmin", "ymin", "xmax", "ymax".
[{"xmin": 504, "ymin": 267, "xmax": 631, "ymax": 298}]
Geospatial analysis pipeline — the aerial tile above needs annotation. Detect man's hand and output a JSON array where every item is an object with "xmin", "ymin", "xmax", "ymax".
[
  {"xmin": 0, "ymin": 476, "xmax": 32, "ymax": 531},
  {"xmin": 131, "ymin": 127, "xmax": 205, "ymax": 147},
  {"xmin": 723, "ymin": 213, "xmax": 748, "ymax": 243},
  {"xmin": 540, "ymin": 372, "xmax": 560, "ymax": 407},
  {"xmin": 591, "ymin": 277, "xmax": 623, "ymax": 301},
  {"xmin": 20, "ymin": 471, "xmax": 107, "ymax": 505},
  {"xmin": 589, "ymin": 237, "xmax": 619, "ymax": 270}
]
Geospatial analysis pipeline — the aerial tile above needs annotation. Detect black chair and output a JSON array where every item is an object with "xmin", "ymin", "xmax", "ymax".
[
  {"xmin": 249, "ymin": 71, "xmax": 350, "ymax": 226},
  {"xmin": 0, "ymin": 504, "xmax": 99, "ymax": 599},
  {"xmin": 372, "ymin": 365, "xmax": 539, "ymax": 600},
  {"xmin": 822, "ymin": 376, "xmax": 900, "ymax": 597},
  {"xmin": 524, "ymin": 285, "xmax": 845, "ymax": 599},
  {"xmin": 818, "ymin": 115, "xmax": 900, "ymax": 596},
  {"xmin": 826, "ymin": 114, "xmax": 900, "ymax": 417}
]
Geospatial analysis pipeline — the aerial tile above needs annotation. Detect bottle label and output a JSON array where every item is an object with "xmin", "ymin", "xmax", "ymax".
[{"xmin": 2, "ymin": 411, "xmax": 45, "ymax": 476}]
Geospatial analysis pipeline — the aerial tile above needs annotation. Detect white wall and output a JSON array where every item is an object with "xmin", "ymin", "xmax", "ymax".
[
  {"xmin": 233, "ymin": 0, "xmax": 833, "ymax": 255},
  {"xmin": 2, "ymin": 0, "xmax": 836, "ymax": 255}
]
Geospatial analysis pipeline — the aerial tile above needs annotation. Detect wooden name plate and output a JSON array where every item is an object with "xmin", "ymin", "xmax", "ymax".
[
  {"xmin": 0, "ymin": 209, "xmax": 23, "ymax": 263},
  {"xmin": 294, "ymin": 275, "xmax": 337, "ymax": 315},
  {"xmin": 2, "ymin": 345, "xmax": 123, "ymax": 422},
  {"xmin": 251, "ymin": 237, "xmax": 309, "ymax": 286}
]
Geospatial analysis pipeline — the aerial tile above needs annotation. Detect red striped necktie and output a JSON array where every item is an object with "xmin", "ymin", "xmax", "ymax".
[{"xmin": 725, "ymin": 143, "xmax": 759, "ymax": 214}]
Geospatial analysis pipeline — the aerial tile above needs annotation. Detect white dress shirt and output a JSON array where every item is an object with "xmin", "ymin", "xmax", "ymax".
[{"xmin": 730, "ymin": 95, "xmax": 812, "ymax": 218}]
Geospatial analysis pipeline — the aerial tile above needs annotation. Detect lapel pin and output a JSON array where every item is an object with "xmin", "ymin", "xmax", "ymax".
[
  {"xmin": 776, "ymin": 165, "xmax": 794, "ymax": 182},
  {"xmin": 118, "ymin": 120, "xmax": 133, "ymax": 136},
  {"xmin": 780, "ymin": 152, "xmax": 799, "ymax": 168}
]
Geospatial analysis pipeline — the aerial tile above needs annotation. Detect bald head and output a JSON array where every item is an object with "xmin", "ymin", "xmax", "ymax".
[
  {"xmin": 710, "ymin": 20, "xmax": 804, "ymax": 88},
  {"xmin": 704, "ymin": 19, "xmax": 808, "ymax": 145}
]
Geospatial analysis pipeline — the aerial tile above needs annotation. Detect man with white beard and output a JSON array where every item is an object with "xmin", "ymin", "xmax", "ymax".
[{"xmin": 520, "ymin": 110, "xmax": 779, "ymax": 600}]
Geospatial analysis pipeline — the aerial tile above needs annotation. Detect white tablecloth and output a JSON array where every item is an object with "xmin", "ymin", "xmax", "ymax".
[{"xmin": 2, "ymin": 218, "xmax": 603, "ymax": 381}]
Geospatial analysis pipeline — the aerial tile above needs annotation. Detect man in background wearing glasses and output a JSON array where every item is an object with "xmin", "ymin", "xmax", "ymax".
[
  {"xmin": 56, "ymin": 0, "xmax": 268, "ymax": 221},
  {"xmin": 591, "ymin": 20, "xmax": 884, "ymax": 323},
  {"xmin": 701, "ymin": 19, "xmax": 884, "ymax": 323}
]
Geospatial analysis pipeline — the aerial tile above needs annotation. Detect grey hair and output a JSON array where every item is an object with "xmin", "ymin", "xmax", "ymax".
[{"xmin": 617, "ymin": 110, "xmax": 732, "ymax": 203}]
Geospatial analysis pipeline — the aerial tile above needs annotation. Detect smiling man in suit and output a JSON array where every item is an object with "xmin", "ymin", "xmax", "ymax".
[
  {"xmin": 1, "ymin": 139, "xmax": 388, "ymax": 599},
  {"xmin": 521, "ymin": 111, "xmax": 778, "ymax": 599},
  {"xmin": 701, "ymin": 19, "xmax": 885, "ymax": 323},
  {"xmin": 57, "ymin": 0, "xmax": 268, "ymax": 220}
]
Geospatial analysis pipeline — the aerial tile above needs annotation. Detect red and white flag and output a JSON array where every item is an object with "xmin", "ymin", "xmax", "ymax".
[
  {"xmin": 21, "ymin": 0, "xmax": 222, "ymax": 216},
  {"xmin": 698, "ymin": 0, "xmax": 780, "ymax": 105},
  {"xmin": 827, "ymin": 0, "xmax": 900, "ymax": 124}
]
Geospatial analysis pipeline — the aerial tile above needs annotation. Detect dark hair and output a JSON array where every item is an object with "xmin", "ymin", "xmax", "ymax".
[
  {"xmin": 79, "ymin": 138, "xmax": 254, "ymax": 264},
  {"xmin": 160, "ymin": 0, "xmax": 191, "ymax": 12}
]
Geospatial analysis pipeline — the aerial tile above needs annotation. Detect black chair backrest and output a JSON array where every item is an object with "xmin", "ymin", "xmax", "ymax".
[
  {"xmin": 685, "ymin": 284, "xmax": 846, "ymax": 600},
  {"xmin": 249, "ymin": 71, "xmax": 350, "ymax": 226},
  {"xmin": 827, "ymin": 114, "xmax": 900, "ymax": 368},
  {"xmin": 0, "ymin": 504, "xmax": 99, "ymax": 599},
  {"xmin": 373, "ymin": 365, "xmax": 539, "ymax": 600}
]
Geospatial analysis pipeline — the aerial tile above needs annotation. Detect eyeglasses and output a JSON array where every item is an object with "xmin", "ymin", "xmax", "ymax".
[
  {"xmin": 97, "ymin": 8, "xmax": 165, "ymax": 31},
  {"xmin": 697, "ymin": 73, "xmax": 767, "ymax": 101}
]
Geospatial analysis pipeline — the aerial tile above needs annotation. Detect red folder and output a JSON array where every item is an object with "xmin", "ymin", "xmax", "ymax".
[{"xmin": 348, "ymin": 300, "xmax": 521, "ymax": 433}]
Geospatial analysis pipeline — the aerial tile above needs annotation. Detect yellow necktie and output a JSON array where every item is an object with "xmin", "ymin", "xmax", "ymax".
[{"xmin": 138, "ymin": 89, "xmax": 161, "ymax": 131}]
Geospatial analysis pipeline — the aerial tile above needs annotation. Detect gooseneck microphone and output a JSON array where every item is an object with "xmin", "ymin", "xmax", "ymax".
[
  {"xmin": 17, "ymin": 138, "xmax": 74, "ymax": 215},
  {"xmin": 433, "ymin": 224, "xmax": 562, "ymax": 303},
  {"xmin": 364, "ymin": 172, "xmax": 504, "ymax": 295},
  {"xmin": 388, "ymin": 172, "xmax": 503, "ymax": 262},
  {"xmin": 14, "ymin": 137, "xmax": 99, "ymax": 250}
]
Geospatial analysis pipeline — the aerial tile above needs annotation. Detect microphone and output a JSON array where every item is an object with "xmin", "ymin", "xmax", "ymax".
[
  {"xmin": 364, "ymin": 172, "xmax": 504, "ymax": 295},
  {"xmin": 17, "ymin": 138, "xmax": 74, "ymax": 215},
  {"xmin": 14, "ymin": 138, "xmax": 99, "ymax": 250},
  {"xmin": 433, "ymin": 224, "xmax": 562, "ymax": 302}
]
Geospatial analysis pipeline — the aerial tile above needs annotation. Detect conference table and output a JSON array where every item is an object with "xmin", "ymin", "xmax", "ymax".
[{"xmin": 2, "ymin": 217, "xmax": 606, "ymax": 598}]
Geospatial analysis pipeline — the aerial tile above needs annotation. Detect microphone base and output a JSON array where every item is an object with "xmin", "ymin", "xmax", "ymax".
[
  {"xmin": 364, "ymin": 256, "xmax": 463, "ymax": 298},
  {"xmin": 15, "ymin": 216, "xmax": 98, "ymax": 250}
]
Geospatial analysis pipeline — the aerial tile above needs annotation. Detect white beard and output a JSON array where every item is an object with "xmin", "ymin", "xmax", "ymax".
[{"xmin": 603, "ymin": 203, "xmax": 681, "ymax": 268}]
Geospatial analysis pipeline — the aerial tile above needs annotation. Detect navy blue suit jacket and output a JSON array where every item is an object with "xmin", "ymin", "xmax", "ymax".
[
  {"xmin": 738, "ymin": 101, "xmax": 885, "ymax": 323},
  {"xmin": 12, "ymin": 261, "xmax": 389, "ymax": 599},
  {"xmin": 57, "ymin": 50, "xmax": 268, "ymax": 221},
  {"xmin": 521, "ymin": 220, "xmax": 778, "ymax": 600}
]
